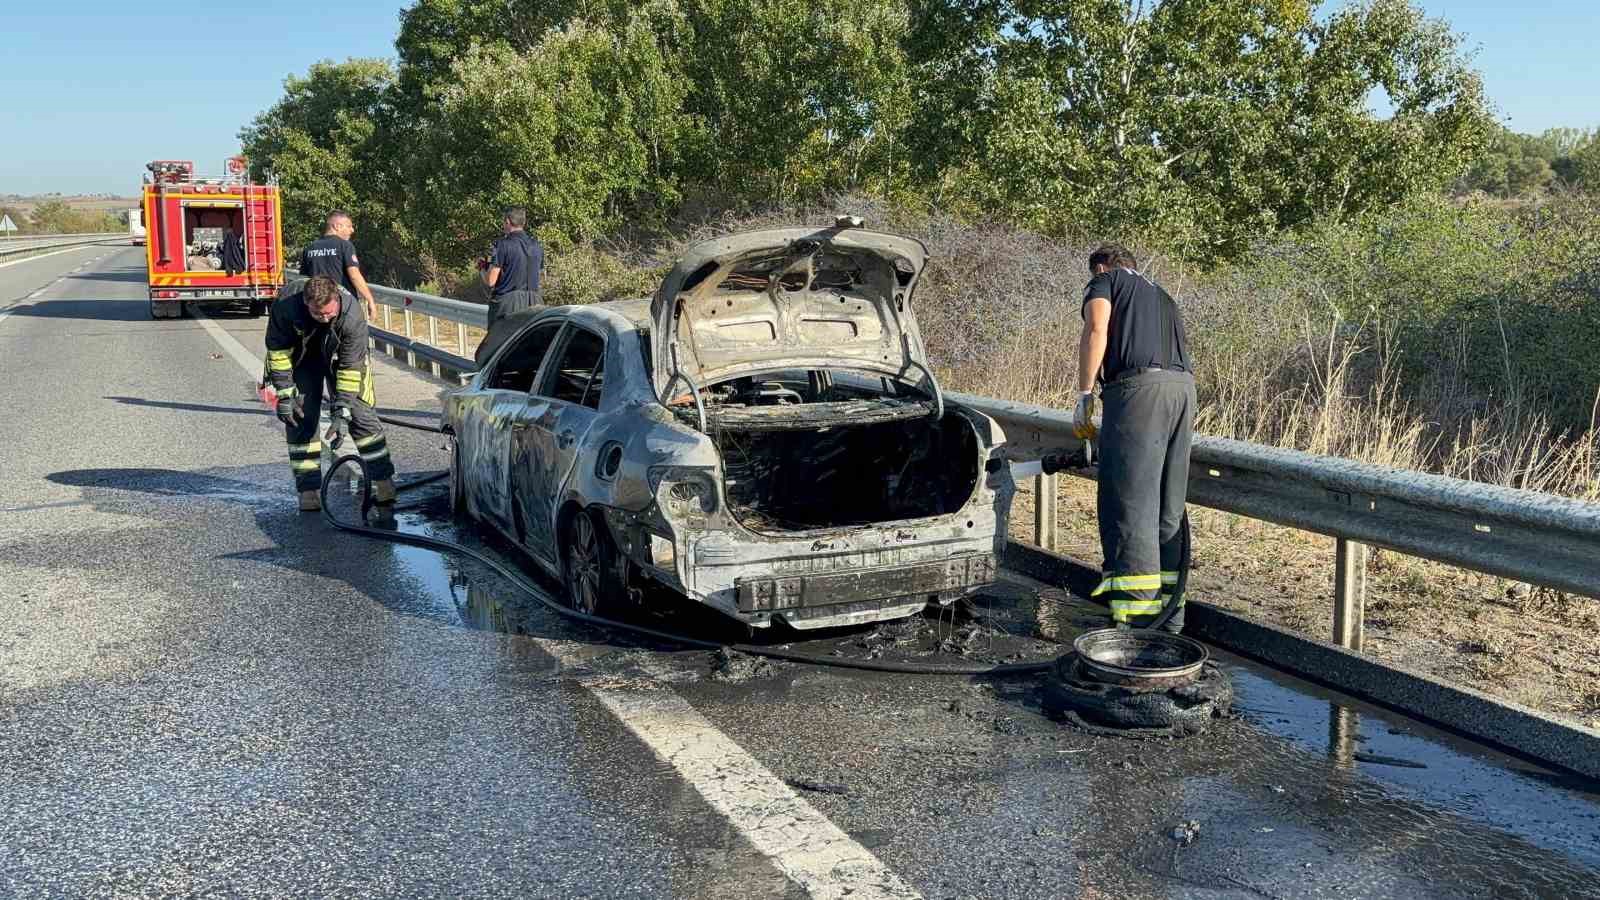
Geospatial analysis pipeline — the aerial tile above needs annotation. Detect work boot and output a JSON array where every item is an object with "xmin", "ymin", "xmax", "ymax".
[
  {"xmin": 371, "ymin": 479, "xmax": 397, "ymax": 505},
  {"xmin": 298, "ymin": 490, "xmax": 322, "ymax": 512}
]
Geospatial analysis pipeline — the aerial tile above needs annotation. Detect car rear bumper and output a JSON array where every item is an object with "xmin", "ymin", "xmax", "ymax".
[
  {"xmin": 675, "ymin": 521, "xmax": 1007, "ymax": 628},
  {"xmin": 736, "ymin": 553, "xmax": 996, "ymax": 613}
]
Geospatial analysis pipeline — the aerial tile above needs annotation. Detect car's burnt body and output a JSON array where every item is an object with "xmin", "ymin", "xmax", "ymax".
[{"xmin": 444, "ymin": 224, "xmax": 1014, "ymax": 628}]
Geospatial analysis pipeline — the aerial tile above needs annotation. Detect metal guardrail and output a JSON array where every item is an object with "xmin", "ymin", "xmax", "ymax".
[
  {"xmin": 956, "ymin": 393, "xmax": 1600, "ymax": 648},
  {"xmin": 279, "ymin": 274, "xmax": 1600, "ymax": 650},
  {"xmin": 0, "ymin": 233, "xmax": 127, "ymax": 261}
]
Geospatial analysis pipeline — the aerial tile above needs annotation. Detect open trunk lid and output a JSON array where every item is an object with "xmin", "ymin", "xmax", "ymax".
[{"xmin": 650, "ymin": 224, "xmax": 936, "ymax": 402}]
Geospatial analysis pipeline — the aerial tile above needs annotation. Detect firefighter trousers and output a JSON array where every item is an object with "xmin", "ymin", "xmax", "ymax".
[
  {"xmin": 1092, "ymin": 370, "xmax": 1196, "ymax": 632},
  {"xmin": 284, "ymin": 359, "xmax": 394, "ymax": 492}
]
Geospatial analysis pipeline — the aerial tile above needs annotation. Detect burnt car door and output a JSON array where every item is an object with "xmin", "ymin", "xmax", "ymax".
[
  {"xmin": 508, "ymin": 324, "xmax": 607, "ymax": 565},
  {"xmin": 459, "ymin": 320, "xmax": 563, "ymax": 532}
]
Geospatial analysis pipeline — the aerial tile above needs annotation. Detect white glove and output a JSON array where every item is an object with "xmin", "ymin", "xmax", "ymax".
[{"xmin": 1072, "ymin": 391, "xmax": 1098, "ymax": 439}]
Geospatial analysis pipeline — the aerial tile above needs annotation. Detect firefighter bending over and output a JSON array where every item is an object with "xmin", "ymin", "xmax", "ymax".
[
  {"xmin": 1073, "ymin": 244, "xmax": 1195, "ymax": 633},
  {"xmin": 264, "ymin": 275, "xmax": 396, "ymax": 511}
]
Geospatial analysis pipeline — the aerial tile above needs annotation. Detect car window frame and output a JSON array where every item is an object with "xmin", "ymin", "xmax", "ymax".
[
  {"xmin": 535, "ymin": 322, "xmax": 608, "ymax": 410},
  {"xmin": 484, "ymin": 317, "xmax": 565, "ymax": 395}
]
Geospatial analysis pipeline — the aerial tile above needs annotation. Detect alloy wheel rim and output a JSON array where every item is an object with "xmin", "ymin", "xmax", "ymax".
[{"xmin": 570, "ymin": 515, "xmax": 600, "ymax": 614}]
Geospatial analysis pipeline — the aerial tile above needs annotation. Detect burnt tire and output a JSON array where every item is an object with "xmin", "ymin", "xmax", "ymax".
[
  {"xmin": 562, "ymin": 510, "xmax": 627, "ymax": 618},
  {"xmin": 1042, "ymin": 654, "xmax": 1232, "ymax": 739}
]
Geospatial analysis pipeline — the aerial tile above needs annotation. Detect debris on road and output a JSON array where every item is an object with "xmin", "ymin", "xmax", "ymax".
[
  {"xmin": 1170, "ymin": 820, "xmax": 1202, "ymax": 846},
  {"xmin": 1353, "ymin": 752, "xmax": 1429, "ymax": 769},
  {"xmin": 785, "ymin": 778, "xmax": 849, "ymax": 796},
  {"xmin": 709, "ymin": 647, "xmax": 782, "ymax": 683}
]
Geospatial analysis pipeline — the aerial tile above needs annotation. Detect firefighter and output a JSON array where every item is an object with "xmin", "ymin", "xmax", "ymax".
[
  {"xmin": 265, "ymin": 275, "xmax": 395, "ymax": 511},
  {"xmin": 299, "ymin": 210, "xmax": 378, "ymax": 321},
  {"xmin": 1073, "ymin": 244, "xmax": 1195, "ymax": 633}
]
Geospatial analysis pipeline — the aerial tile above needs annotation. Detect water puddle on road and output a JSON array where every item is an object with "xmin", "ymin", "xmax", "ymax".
[{"xmin": 1223, "ymin": 654, "xmax": 1600, "ymax": 871}]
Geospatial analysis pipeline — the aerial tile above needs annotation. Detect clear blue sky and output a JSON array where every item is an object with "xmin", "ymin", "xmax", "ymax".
[
  {"xmin": 1, "ymin": 1, "xmax": 1596, "ymax": 196},
  {"xmin": 0, "ymin": 2, "xmax": 404, "ymax": 196}
]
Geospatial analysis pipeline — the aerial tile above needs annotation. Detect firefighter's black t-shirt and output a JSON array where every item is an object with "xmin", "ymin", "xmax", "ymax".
[
  {"xmin": 1082, "ymin": 268, "xmax": 1190, "ymax": 383},
  {"xmin": 490, "ymin": 231, "xmax": 543, "ymax": 298},
  {"xmin": 298, "ymin": 236, "xmax": 361, "ymax": 295}
]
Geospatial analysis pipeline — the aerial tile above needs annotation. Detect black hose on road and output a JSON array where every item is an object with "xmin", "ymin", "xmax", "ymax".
[{"xmin": 319, "ymin": 451, "xmax": 1053, "ymax": 677}]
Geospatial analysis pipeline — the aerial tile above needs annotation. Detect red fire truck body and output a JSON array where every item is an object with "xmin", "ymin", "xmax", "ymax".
[{"xmin": 142, "ymin": 159, "xmax": 284, "ymax": 319}]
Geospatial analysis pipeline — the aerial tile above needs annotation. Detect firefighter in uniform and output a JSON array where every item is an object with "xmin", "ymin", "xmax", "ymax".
[
  {"xmin": 299, "ymin": 209, "xmax": 379, "ymax": 321},
  {"xmin": 1073, "ymin": 244, "xmax": 1195, "ymax": 633},
  {"xmin": 264, "ymin": 275, "xmax": 396, "ymax": 511}
]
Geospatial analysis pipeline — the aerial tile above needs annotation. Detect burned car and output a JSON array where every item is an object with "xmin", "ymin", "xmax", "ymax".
[{"xmin": 443, "ymin": 223, "xmax": 1015, "ymax": 629}]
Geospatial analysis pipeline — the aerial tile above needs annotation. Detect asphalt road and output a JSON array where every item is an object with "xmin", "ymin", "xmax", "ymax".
[{"xmin": 3, "ymin": 247, "xmax": 1599, "ymax": 899}]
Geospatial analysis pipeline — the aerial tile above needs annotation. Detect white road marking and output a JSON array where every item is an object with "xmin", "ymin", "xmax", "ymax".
[
  {"xmin": 194, "ymin": 310, "xmax": 921, "ymax": 900},
  {"xmin": 587, "ymin": 673, "xmax": 921, "ymax": 899}
]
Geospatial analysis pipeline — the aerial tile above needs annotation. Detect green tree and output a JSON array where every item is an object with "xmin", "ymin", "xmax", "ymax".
[
  {"xmin": 1569, "ymin": 138, "xmax": 1600, "ymax": 191},
  {"xmin": 238, "ymin": 59, "xmax": 403, "ymax": 272},
  {"xmin": 905, "ymin": 0, "xmax": 1491, "ymax": 258},
  {"xmin": 676, "ymin": 0, "xmax": 913, "ymax": 201},
  {"xmin": 1458, "ymin": 126, "xmax": 1558, "ymax": 197},
  {"xmin": 394, "ymin": 0, "xmax": 646, "ymax": 101},
  {"xmin": 28, "ymin": 200, "xmax": 76, "ymax": 233},
  {"xmin": 407, "ymin": 18, "xmax": 691, "ymax": 263}
]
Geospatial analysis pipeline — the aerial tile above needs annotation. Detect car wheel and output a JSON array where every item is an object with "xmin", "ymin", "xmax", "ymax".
[
  {"xmin": 248, "ymin": 300, "xmax": 266, "ymax": 318},
  {"xmin": 448, "ymin": 443, "xmax": 470, "ymax": 521},
  {"xmin": 563, "ymin": 510, "xmax": 625, "ymax": 618}
]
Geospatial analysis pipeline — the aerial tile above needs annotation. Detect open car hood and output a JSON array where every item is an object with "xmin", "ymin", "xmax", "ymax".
[{"xmin": 650, "ymin": 225, "xmax": 934, "ymax": 398}]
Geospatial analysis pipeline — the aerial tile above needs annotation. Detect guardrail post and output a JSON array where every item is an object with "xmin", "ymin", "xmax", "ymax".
[
  {"xmin": 382, "ymin": 305, "xmax": 392, "ymax": 332},
  {"xmin": 1033, "ymin": 473, "xmax": 1058, "ymax": 551},
  {"xmin": 403, "ymin": 308, "xmax": 417, "ymax": 369},
  {"xmin": 427, "ymin": 314, "xmax": 442, "ymax": 377},
  {"xmin": 1333, "ymin": 537, "xmax": 1366, "ymax": 651},
  {"xmin": 457, "ymin": 321, "xmax": 469, "ymax": 360}
]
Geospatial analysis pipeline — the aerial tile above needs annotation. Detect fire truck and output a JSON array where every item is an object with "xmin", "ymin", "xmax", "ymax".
[{"xmin": 142, "ymin": 158, "xmax": 284, "ymax": 319}]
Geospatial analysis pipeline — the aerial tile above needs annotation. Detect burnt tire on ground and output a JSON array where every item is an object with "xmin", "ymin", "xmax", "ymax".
[{"xmin": 1042, "ymin": 653, "xmax": 1232, "ymax": 739}]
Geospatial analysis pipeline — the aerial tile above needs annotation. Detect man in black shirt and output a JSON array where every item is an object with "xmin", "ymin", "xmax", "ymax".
[
  {"xmin": 1074, "ymin": 244, "xmax": 1196, "ymax": 633},
  {"xmin": 475, "ymin": 206, "xmax": 545, "ymax": 367},
  {"xmin": 482, "ymin": 206, "xmax": 544, "ymax": 324},
  {"xmin": 299, "ymin": 210, "xmax": 378, "ymax": 321}
]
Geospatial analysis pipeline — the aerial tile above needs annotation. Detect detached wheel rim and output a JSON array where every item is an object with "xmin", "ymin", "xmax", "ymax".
[{"xmin": 568, "ymin": 514, "xmax": 601, "ymax": 614}]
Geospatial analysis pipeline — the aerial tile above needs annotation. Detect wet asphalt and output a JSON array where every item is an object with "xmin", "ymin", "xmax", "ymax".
[{"xmin": 2, "ymin": 248, "xmax": 1599, "ymax": 899}]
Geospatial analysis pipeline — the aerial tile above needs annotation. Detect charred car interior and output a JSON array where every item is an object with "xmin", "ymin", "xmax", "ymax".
[{"xmin": 683, "ymin": 370, "xmax": 979, "ymax": 533}]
